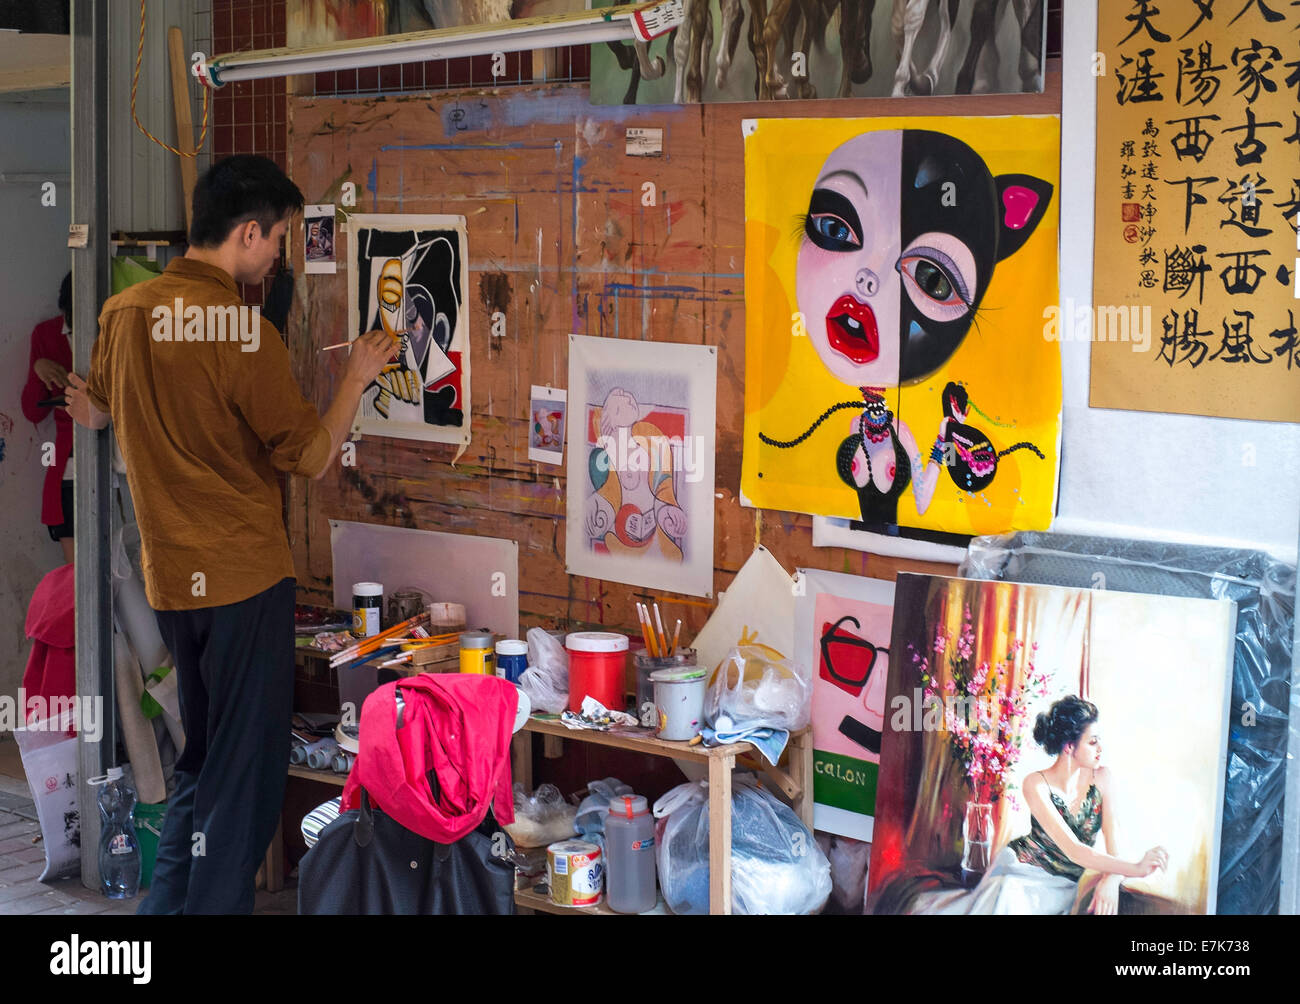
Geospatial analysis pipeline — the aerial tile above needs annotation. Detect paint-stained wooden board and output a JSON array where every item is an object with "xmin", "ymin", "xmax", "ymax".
[{"xmin": 286, "ymin": 70, "xmax": 1061, "ymax": 645}]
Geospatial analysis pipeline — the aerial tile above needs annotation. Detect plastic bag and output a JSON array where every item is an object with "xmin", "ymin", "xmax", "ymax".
[
  {"xmin": 505, "ymin": 783, "xmax": 577, "ymax": 848},
  {"xmin": 575, "ymin": 777, "xmax": 633, "ymax": 846},
  {"xmin": 521, "ymin": 627, "xmax": 569, "ymax": 714},
  {"xmin": 652, "ymin": 776, "xmax": 830, "ymax": 914},
  {"xmin": 14, "ymin": 709, "xmax": 81, "ymax": 881},
  {"xmin": 816, "ymin": 831, "xmax": 871, "ymax": 914},
  {"xmin": 705, "ymin": 644, "xmax": 810, "ymax": 732}
]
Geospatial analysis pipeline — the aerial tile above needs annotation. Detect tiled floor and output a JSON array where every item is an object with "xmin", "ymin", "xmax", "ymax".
[{"xmin": 0, "ymin": 736, "xmax": 298, "ymax": 915}]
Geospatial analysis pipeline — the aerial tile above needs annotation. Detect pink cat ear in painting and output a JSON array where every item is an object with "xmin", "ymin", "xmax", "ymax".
[
  {"xmin": 993, "ymin": 174, "xmax": 1053, "ymax": 263},
  {"xmin": 1002, "ymin": 185, "xmax": 1040, "ymax": 231}
]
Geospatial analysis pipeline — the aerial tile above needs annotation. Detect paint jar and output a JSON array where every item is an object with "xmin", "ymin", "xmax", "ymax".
[
  {"xmin": 386, "ymin": 589, "xmax": 425, "ymax": 627},
  {"xmin": 565, "ymin": 632, "xmax": 629, "ymax": 713},
  {"xmin": 604, "ymin": 794, "xmax": 656, "ymax": 914},
  {"xmin": 459, "ymin": 631, "xmax": 496, "ymax": 675},
  {"xmin": 651, "ymin": 666, "xmax": 707, "ymax": 741},
  {"xmin": 495, "ymin": 639, "xmax": 528, "ymax": 684},
  {"xmin": 351, "ymin": 582, "xmax": 383, "ymax": 639},
  {"xmin": 547, "ymin": 839, "xmax": 603, "ymax": 908},
  {"xmin": 633, "ymin": 648, "xmax": 698, "ymax": 727}
]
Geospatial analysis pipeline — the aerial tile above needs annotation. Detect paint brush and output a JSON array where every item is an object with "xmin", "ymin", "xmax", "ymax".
[
  {"xmin": 670, "ymin": 619, "xmax": 682, "ymax": 657},
  {"xmin": 653, "ymin": 603, "xmax": 668, "ymax": 657},
  {"xmin": 636, "ymin": 603, "xmax": 651, "ymax": 656},
  {"xmin": 320, "ymin": 329, "xmax": 408, "ymax": 352},
  {"xmin": 638, "ymin": 603, "xmax": 658, "ymax": 657}
]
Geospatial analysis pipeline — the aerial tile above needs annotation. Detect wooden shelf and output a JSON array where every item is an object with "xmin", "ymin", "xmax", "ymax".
[
  {"xmin": 512, "ymin": 715, "xmax": 814, "ymax": 916},
  {"xmin": 521, "ymin": 716, "xmax": 756, "ymax": 761},
  {"xmin": 287, "ymin": 764, "xmax": 347, "ymax": 787},
  {"xmin": 514, "ymin": 885, "xmax": 619, "ymax": 915},
  {"xmin": 514, "ymin": 884, "xmax": 668, "ymax": 916}
]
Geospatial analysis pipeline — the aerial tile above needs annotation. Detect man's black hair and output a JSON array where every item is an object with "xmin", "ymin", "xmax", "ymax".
[
  {"xmin": 189, "ymin": 155, "xmax": 305, "ymax": 248},
  {"xmin": 57, "ymin": 270, "xmax": 71, "ymax": 324}
]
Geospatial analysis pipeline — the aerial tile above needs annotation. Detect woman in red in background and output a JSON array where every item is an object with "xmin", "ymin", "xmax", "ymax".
[{"xmin": 21, "ymin": 271, "xmax": 74, "ymax": 564}]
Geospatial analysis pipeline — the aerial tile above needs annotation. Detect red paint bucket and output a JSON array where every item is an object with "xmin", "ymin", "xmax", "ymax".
[{"xmin": 566, "ymin": 632, "xmax": 629, "ymax": 713}]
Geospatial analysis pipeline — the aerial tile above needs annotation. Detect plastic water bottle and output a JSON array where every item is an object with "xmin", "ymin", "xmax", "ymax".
[{"xmin": 95, "ymin": 767, "xmax": 141, "ymax": 899}]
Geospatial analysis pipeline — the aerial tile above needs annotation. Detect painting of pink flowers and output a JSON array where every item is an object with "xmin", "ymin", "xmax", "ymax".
[{"xmin": 867, "ymin": 574, "xmax": 1235, "ymax": 915}]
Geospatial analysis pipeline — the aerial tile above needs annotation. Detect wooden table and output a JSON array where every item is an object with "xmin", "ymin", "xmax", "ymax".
[{"xmin": 511, "ymin": 717, "xmax": 812, "ymax": 916}]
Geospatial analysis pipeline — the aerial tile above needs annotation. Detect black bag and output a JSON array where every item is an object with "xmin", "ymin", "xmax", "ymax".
[{"xmin": 298, "ymin": 790, "xmax": 516, "ymax": 915}]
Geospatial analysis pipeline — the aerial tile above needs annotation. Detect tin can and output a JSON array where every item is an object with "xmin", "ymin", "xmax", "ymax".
[{"xmin": 547, "ymin": 839, "xmax": 603, "ymax": 908}]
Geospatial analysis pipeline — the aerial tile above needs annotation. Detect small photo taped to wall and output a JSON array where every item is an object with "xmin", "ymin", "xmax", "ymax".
[
  {"xmin": 304, "ymin": 204, "xmax": 337, "ymax": 274},
  {"xmin": 528, "ymin": 385, "xmax": 566, "ymax": 466}
]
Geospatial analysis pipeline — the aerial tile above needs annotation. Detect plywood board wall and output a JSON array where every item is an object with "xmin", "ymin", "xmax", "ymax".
[{"xmin": 285, "ymin": 74, "xmax": 1061, "ymax": 642}]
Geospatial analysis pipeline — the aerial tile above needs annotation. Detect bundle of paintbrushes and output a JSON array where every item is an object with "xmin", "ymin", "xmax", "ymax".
[
  {"xmin": 328, "ymin": 611, "xmax": 459, "ymax": 668},
  {"xmin": 635, "ymin": 601, "xmax": 682, "ymax": 658}
]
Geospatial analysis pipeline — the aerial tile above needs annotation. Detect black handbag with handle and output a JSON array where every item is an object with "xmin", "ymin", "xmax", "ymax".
[{"xmin": 298, "ymin": 789, "xmax": 517, "ymax": 915}]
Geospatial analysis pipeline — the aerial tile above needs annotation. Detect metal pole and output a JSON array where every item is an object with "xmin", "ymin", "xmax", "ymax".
[{"xmin": 71, "ymin": 0, "xmax": 114, "ymax": 893}]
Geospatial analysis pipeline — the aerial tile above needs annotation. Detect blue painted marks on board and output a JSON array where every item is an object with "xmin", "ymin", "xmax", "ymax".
[
  {"xmin": 368, "ymin": 159, "xmax": 378, "ymax": 211},
  {"xmin": 571, "ymin": 154, "xmax": 586, "ymax": 330},
  {"xmin": 601, "ymin": 282, "xmax": 741, "ymax": 302},
  {"xmin": 379, "ymin": 141, "xmax": 546, "ymax": 152}
]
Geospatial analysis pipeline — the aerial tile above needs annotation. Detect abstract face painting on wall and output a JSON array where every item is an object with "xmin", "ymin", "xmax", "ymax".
[
  {"xmin": 741, "ymin": 117, "xmax": 1061, "ymax": 536},
  {"xmin": 347, "ymin": 214, "xmax": 471, "ymax": 445},
  {"xmin": 566, "ymin": 336, "xmax": 717, "ymax": 598}
]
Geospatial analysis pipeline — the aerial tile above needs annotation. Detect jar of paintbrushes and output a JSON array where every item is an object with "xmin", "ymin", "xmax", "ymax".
[{"xmin": 632, "ymin": 601, "xmax": 693, "ymax": 728}]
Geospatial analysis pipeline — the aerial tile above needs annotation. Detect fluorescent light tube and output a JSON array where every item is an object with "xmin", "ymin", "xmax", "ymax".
[{"xmin": 195, "ymin": 1, "xmax": 683, "ymax": 89}]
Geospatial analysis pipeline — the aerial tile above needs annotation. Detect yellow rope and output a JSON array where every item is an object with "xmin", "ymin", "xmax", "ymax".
[{"xmin": 130, "ymin": 0, "xmax": 211, "ymax": 158}]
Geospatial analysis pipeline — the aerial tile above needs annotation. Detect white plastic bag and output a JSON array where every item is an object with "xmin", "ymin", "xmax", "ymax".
[
  {"xmin": 14, "ymin": 710, "xmax": 81, "ymax": 881},
  {"xmin": 652, "ymin": 776, "xmax": 830, "ymax": 915},
  {"xmin": 521, "ymin": 627, "xmax": 569, "ymax": 713},
  {"xmin": 816, "ymin": 831, "xmax": 871, "ymax": 914},
  {"xmin": 705, "ymin": 644, "xmax": 810, "ymax": 732}
]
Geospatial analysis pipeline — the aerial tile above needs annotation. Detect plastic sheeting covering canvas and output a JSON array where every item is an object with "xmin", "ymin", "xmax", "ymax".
[{"xmin": 961, "ymin": 531, "xmax": 1295, "ymax": 915}]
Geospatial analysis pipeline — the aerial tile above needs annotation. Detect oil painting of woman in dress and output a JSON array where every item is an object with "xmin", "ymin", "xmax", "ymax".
[{"xmin": 869, "ymin": 574, "xmax": 1234, "ymax": 915}]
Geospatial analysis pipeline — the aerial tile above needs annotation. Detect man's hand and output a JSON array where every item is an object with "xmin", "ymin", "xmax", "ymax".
[
  {"xmin": 64, "ymin": 372, "xmax": 110, "ymax": 430},
  {"xmin": 34, "ymin": 358, "xmax": 70, "ymax": 390},
  {"xmin": 312, "ymin": 330, "xmax": 402, "ymax": 481},
  {"xmin": 342, "ymin": 329, "xmax": 401, "ymax": 389}
]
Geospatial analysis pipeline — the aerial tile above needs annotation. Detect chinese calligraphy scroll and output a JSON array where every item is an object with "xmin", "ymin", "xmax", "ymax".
[{"xmin": 1091, "ymin": 0, "xmax": 1300, "ymax": 422}]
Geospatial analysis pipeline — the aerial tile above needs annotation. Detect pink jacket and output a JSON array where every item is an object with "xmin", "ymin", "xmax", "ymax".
[
  {"xmin": 22, "ymin": 562, "xmax": 76, "ymax": 726},
  {"xmin": 341, "ymin": 674, "xmax": 516, "ymax": 843}
]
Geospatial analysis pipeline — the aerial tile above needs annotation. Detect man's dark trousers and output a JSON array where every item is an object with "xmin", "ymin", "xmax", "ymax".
[{"xmin": 139, "ymin": 577, "xmax": 295, "ymax": 914}]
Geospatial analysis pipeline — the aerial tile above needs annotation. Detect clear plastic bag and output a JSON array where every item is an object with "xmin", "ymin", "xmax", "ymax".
[
  {"xmin": 521, "ymin": 627, "xmax": 569, "ymax": 714},
  {"xmin": 652, "ymin": 776, "xmax": 830, "ymax": 915},
  {"xmin": 575, "ymin": 777, "xmax": 633, "ymax": 845},
  {"xmin": 705, "ymin": 644, "xmax": 810, "ymax": 732},
  {"xmin": 504, "ymin": 783, "xmax": 577, "ymax": 848}
]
